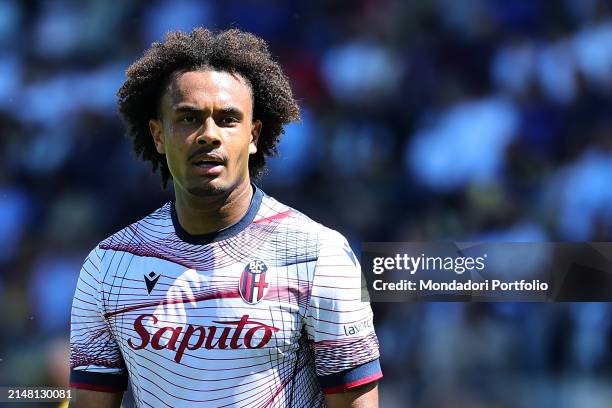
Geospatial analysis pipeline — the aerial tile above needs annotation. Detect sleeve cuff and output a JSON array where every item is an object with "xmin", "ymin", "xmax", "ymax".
[
  {"xmin": 318, "ymin": 359, "xmax": 383, "ymax": 394},
  {"xmin": 70, "ymin": 369, "xmax": 128, "ymax": 393}
]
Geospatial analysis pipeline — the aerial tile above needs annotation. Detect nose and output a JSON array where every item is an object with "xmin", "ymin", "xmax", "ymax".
[{"xmin": 196, "ymin": 117, "xmax": 221, "ymax": 147}]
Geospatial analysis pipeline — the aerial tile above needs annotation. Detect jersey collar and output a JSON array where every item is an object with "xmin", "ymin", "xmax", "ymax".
[{"xmin": 171, "ymin": 184, "xmax": 263, "ymax": 245}]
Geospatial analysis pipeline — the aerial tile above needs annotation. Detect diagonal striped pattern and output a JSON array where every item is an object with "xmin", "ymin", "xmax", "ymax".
[{"xmin": 312, "ymin": 333, "xmax": 380, "ymax": 376}]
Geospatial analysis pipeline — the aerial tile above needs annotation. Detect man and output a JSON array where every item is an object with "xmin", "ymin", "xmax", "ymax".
[{"xmin": 69, "ymin": 28, "xmax": 381, "ymax": 408}]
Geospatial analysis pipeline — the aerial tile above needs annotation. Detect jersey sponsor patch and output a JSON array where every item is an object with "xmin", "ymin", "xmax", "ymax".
[
  {"xmin": 127, "ymin": 313, "xmax": 280, "ymax": 363},
  {"xmin": 343, "ymin": 317, "xmax": 373, "ymax": 336}
]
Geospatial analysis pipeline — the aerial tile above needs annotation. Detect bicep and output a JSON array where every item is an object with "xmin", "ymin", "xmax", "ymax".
[
  {"xmin": 324, "ymin": 382, "xmax": 379, "ymax": 408},
  {"xmin": 308, "ymin": 235, "xmax": 382, "ymax": 405},
  {"xmin": 70, "ymin": 249, "xmax": 128, "ymax": 398},
  {"xmin": 69, "ymin": 388, "xmax": 124, "ymax": 408}
]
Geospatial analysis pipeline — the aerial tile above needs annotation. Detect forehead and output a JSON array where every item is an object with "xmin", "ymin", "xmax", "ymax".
[{"xmin": 161, "ymin": 70, "xmax": 253, "ymax": 110}]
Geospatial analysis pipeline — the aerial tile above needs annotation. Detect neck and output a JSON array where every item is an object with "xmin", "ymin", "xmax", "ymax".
[{"xmin": 173, "ymin": 179, "xmax": 254, "ymax": 236}]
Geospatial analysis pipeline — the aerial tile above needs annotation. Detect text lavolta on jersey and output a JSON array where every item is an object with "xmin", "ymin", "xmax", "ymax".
[{"xmin": 239, "ymin": 260, "xmax": 269, "ymax": 304}]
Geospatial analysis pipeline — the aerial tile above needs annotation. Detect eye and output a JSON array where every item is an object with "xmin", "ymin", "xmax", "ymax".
[
  {"xmin": 180, "ymin": 115, "xmax": 198, "ymax": 124},
  {"xmin": 219, "ymin": 116, "xmax": 239, "ymax": 126}
]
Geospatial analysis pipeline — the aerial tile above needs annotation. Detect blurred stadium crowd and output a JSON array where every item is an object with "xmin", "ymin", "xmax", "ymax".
[{"xmin": 1, "ymin": 0, "xmax": 611, "ymax": 407}]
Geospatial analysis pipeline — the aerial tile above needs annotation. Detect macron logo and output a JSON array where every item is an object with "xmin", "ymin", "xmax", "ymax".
[{"xmin": 144, "ymin": 271, "xmax": 161, "ymax": 294}]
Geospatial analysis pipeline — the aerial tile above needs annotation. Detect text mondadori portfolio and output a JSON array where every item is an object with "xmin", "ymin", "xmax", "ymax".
[{"xmin": 372, "ymin": 279, "xmax": 549, "ymax": 292}]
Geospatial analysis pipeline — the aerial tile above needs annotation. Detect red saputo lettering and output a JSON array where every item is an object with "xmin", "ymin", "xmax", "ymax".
[{"xmin": 127, "ymin": 314, "xmax": 280, "ymax": 363}]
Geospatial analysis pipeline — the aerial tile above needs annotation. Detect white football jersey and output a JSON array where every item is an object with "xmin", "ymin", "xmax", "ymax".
[{"xmin": 70, "ymin": 185, "xmax": 382, "ymax": 407}]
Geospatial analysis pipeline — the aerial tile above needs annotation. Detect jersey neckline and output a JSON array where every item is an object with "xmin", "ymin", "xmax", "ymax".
[{"xmin": 170, "ymin": 184, "xmax": 263, "ymax": 245}]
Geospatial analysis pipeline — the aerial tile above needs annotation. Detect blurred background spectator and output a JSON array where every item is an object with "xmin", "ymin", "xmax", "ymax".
[{"xmin": 0, "ymin": 0, "xmax": 611, "ymax": 407}]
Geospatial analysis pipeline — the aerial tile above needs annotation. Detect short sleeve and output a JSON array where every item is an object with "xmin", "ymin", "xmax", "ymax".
[
  {"xmin": 304, "ymin": 232, "xmax": 382, "ymax": 394},
  {"xmin": 69, "ymin": 247, "xmax": 128, "ymax": 392}
]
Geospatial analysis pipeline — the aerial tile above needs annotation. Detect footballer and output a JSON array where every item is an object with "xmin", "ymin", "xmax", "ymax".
[{"xmin": 69, "ymin": 28, "xmax": 382, "ymax": 407}]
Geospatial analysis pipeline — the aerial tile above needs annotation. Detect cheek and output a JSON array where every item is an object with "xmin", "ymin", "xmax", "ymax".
[
  {"xmin": 236, "ymin": 139, "xmax": 254, "ymax": 166},
  {"xmin": 162, "ymin": 132, "xmax": 189, "ymax": 172},
  {"xmin": 228, "ymin": 132, "xmax": 253, "ymax": 159}
]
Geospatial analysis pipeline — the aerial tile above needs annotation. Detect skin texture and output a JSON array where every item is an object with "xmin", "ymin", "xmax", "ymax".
[
  {"xmin": 70, "ymin": 70, "xmax": 378, "ymax": 408},
  {"xmin": 325, "ymin": 382, "xmax": 379, "ymax": 408}
]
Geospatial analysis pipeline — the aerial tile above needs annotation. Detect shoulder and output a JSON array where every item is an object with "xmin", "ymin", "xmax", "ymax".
[
  {"xmin": 257, "ymin": 192, "xmax": 350, "ymax": 249},
  {"xmin": 97, "ymin": 202, "xmax": 173, "ymax": 253}
]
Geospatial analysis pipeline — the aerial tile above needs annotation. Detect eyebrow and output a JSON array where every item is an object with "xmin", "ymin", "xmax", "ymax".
[
  {"xmin": 218, "ymin": 107, "xmax": 244, "ymax": 119},
  {"xmin": 172, "ymin": 105, "xmax": 202, "ymax": 114},
  {"xmin": 172, "ymin": 105, "xmax": 244, "ymax": 119}
]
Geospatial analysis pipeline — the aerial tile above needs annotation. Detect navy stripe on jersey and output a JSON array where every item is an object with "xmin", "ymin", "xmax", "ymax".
[
  {"xmin": 319, "ymin": 359, "xmax": 382, "ymax": 393},
  {"xmin": 70, "ymin": 369, "xmax": 128, "ymax": 392}
]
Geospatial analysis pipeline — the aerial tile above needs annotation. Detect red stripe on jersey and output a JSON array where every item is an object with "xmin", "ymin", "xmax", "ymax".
[
  {"xmin": 321, "ymin": 371, "xmax": 383, "ymax": 394},
  {"xmin": 253, "ymin": 210, "xmax": 292, "ymax": 224},
  {"xmin": 103, "ymin": 289, "xmax": 240, "ymax": 319}
]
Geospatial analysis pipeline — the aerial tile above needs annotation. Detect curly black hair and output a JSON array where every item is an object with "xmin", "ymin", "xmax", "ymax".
[{"xmin": 117, "ymin": 27, "xmax": 300, "ymax": 187}]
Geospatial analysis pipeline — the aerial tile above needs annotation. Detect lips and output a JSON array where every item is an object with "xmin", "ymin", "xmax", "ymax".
[
  {"xmin": 193, "ymin": 158, "xmax": 224, "ymax": 166},
  {"xmin": 190, "ymin": 153, "xmax": 226, "ymax": 166},
  {"xmin": 190, "ymin": 154, "xmax": 225, "ymax": 176}
]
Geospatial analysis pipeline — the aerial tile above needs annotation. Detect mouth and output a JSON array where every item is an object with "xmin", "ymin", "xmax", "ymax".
[
  {"xmin": 191, "ymin": 152, "xmax": 226, "ymax": 166},
  {"xmin": 191, "ymin": 156, "xmax": 225, "ymax": 176},
  {"xmin": 193, "ymin": 159, "xmax": 224, "ymax": 167}
]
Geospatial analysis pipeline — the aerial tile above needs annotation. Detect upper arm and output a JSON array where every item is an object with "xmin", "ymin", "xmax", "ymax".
[
  {"xmin": 69, "ymin": 388, "xmax": 124, "ymax": 408},
  {"xmin": 324, "ymin": 381, "xmax": 379, "ymax": 408},
  {"xmin": 304, "ymin": 232, "xmax": 383, "ymax": 394},
  {"xmin": 70, "ymin": 248, "xmax": 128, "ymax": 394}
]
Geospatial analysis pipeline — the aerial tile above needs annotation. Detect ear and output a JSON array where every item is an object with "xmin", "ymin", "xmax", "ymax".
[
  {"xmin": 149, "ymin": 119, "xmax": 165, "ymax": 154},
  {"xmin": 249, "ymin": 119, "xmax": 262, "ymax": 155}
]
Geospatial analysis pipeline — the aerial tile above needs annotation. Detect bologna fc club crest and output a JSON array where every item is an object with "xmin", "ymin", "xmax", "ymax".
[{"xmin": 239, "ymin": 260, "xmax": 269, "ymax": 304}]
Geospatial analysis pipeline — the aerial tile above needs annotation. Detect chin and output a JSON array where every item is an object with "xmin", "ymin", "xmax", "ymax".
[
  {"xmin": 183, "ymin": 175, "xmax": 247, "ymax": 198},
  {"xmin": 187, "ymin": 183, "xmax": 228, "ymax": 197}
]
